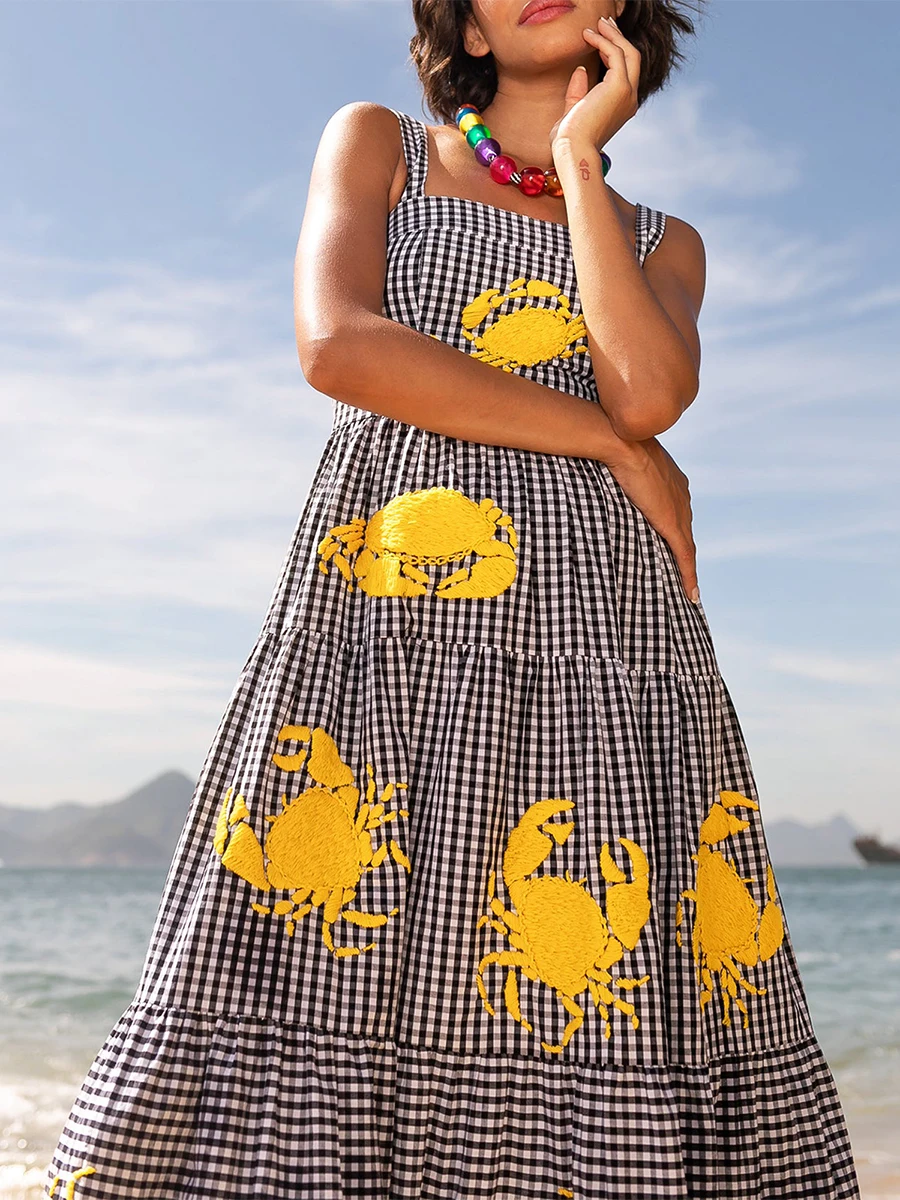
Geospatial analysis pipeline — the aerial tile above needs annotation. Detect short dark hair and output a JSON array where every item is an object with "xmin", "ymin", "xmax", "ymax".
[{"xmin": 409, "ymin": 0, "xmax": 706, "ymax": 125}]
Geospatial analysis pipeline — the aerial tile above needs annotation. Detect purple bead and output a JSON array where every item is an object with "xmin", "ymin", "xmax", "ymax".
[{"xmin": 474, "ymin": 137, "xmax": 501, "ymax": 167}]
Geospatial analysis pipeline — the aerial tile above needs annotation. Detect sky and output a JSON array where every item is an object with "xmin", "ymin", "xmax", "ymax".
[{"xmin": 1, "ymin": 0, "xmax": 898, "ymax": 837}]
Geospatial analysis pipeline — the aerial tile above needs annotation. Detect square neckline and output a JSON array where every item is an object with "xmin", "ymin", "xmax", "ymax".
[
  {"xmin": 415, "ymin": 115, "xmax": 574, "ymax": 234},
  {"xmin": 414, "ymin": 113, "xmax": 652, "ymax": 242}
]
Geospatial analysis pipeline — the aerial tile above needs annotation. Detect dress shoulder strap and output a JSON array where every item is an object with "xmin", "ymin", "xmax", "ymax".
[
  {"xmin": 388, "ymin": 109, "xmax": 429, "ymax": 201},
  {"xmin": 634, "ymin": 202, "xmax": 667, "ymax": 267}
]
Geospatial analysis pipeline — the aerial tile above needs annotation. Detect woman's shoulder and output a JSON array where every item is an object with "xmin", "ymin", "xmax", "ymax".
[
  {"xmin": 643, "ymin": 209, "xmax": 705, "ymax": 271},
  {"xmin": 318, "ymin": 100, "xmax": 408, "ymax": 140},
  {"xmin": 312, "ymin": 102, "xmax": 410, "ymax": 194}
]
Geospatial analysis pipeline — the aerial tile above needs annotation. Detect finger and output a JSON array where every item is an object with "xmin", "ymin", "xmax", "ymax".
[
  {"xmin": 675, "ymin": 547, "xmax": 699, "ymax": 603},
  {"xmin": 581, "ymin": 28, "xmax": 630, "ymax": 80},
  {"xmin": 582, "ymin": 26, "xmax": 624, "ymax": 60},
  {"xmin": 662, "ymin": 525, "xmax": 696, "ymax": 595},
  {"xmin": 563, "ymin": 64, "xmax": 590, "ymax": 113},
  {"xmin": 589, "ymin": 20, "xmax": 642, "ymax": 90}
]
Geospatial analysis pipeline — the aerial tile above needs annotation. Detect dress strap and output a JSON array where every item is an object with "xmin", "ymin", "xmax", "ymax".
[
  {"xmin": 388, "ymin": 109, "xmax": 429, "ymax": 201},
  {"xmin": 634, "ymin": 202, "xmax": 667, "ymax": 267}
]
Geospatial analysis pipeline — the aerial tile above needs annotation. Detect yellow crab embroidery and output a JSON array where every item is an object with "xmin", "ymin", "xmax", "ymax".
[
  {"xmin": 676, "ymin": 789, "xmax": 786, "ymax": 1028},
  {"xmin": 460, "ymin": 277, "xmax": 589, "ymax": 372},
  {"xmin": 476, "ymin": 799, "xmax": 652, "ymax": 1052},
  {"xmin": 48, "ymin": 1166, "xmax": 95, "ymax": 1199},
  {"xmin": 317, "ymin": 486, "xmax": 518, "ymax": 598},
  {"xmin": 213, "ymin": 724, "xmax": 409, "ymax": 956}
]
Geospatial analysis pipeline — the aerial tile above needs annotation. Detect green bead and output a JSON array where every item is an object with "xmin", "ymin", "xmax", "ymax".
[{"xmin": 466, "ymin": 124, "xmax": 491, "ymax": 149}]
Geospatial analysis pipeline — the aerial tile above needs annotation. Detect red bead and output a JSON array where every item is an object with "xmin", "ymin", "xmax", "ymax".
[
  {"xmin": 489, "ymin": 154, "xmax": 517, "ymax": 184},
  {"xmin": 518, "ymin": 166, "xmax": 546, "ymax": 197},
  {"xmin": 543, "ymin": 167, "xmax": 564, "ymax": 198}
]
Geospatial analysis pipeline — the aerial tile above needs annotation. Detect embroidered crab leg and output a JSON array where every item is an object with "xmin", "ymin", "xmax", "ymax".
[
  {"xmin": 610, "ymin": 996, "xmax": 641, "ymax": 1030},
  {"xmin": 476, "ymin": 872, "xmax": 507, "ymax": 935},
  {"xmin": 319, "ymin": 887, "xmax": 376, "ymax": 957},
  {"xmin": 354, "ymin": 550, "xmax": 429, "ymax": 597},
  {"xmin": 366, "ymin": 842, "xmax": 387, "ymax": 869},
  {"xmin": 475, "ymin": 949, "xmax": 529, "ymax": 1016},
  {"xmin": 588, "ymin": 978, "xmax": 612, "ymax": 1038},
  {"xmin": 542, "ymin": 993, "xmax": 585, "ymax": 1053},
  {"xmin": 504, "ymin": 968, "xmax": 533, "ymax": 1033},
  {"xmin": 389, "ymin": 841, "xmax": 411, "ymax": 871},
  {"xmin": 400, "ymin": 562, "xmax": 431, "ymax": 585},
  {"xmin": 721, "ymin": 955, "xmax": 767, "ymax": 997},
  {"xmin": 49, "ymin": 1166, "xmax": 97, "ymax": 1200}
]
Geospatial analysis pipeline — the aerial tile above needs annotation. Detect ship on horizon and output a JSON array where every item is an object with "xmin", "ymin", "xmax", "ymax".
[{"xmin": 853, "ymin": 834, "xmax": 900, "ymax": 865}]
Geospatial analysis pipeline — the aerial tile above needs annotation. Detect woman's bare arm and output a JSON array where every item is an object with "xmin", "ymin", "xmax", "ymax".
[
  {"xmin": 552, "ymin": 134, "xmax": 706, "ymax": 443},
  {"xmin": 293, "ymin": 101, "xmax": 640, "ymax": 466}
]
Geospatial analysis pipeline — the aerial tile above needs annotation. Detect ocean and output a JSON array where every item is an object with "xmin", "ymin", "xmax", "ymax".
[{"xmin": 1, "ymin": 866, "xmax": 897, "ymax": 1199}]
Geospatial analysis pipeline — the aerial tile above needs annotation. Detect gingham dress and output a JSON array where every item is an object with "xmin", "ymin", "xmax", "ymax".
[{"xmin": 46, "ymin": 109, "xmax": 861, "ymax": 1200}]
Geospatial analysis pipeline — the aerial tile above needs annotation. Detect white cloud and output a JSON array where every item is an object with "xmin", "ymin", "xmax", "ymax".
[
  {"xmin": 767, "ymin": 649, "xmax": 900, "ymax": 688},
  {"xmin": 0, "ymin": 640, "xmax": 222, "ymax": 714},
  {"xmin": 1, "ymin": 251, "xmax": 333, "ymax": 619},
  {"xmin": 844, "ymin": 283, "xmax": 900, "ymax": 315},
  {"xmin": 617, "ymin": 81, "xmax": 802, "ymax": 202}
]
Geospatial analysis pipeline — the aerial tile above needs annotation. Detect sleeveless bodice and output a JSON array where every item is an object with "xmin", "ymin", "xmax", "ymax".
[{"xmin": 332, "ymin": 108, "xmax": 666, "ymax": 434}]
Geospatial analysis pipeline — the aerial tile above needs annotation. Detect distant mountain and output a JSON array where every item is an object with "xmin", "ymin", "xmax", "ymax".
[
  {"xmin": 0, "ymin": 775, "xmax": 870, "ymax": 870},
  {"xmin": 764, "ymin": 814, "xmax": 863, "ymax": 867},
  {"xmin": 0, "ymin": 771, "xmax": 194, "ymax": 867}
]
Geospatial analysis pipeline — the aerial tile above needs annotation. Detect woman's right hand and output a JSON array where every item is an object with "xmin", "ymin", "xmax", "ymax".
[{"xmin": 606, "ymin": 437, "xmax": 700, "ymax": 604}]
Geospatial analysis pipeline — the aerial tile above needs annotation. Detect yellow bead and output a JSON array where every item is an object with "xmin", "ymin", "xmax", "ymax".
[{"xmin": 458, "ymin": 112, "xmax": 484, "ymax": 135}]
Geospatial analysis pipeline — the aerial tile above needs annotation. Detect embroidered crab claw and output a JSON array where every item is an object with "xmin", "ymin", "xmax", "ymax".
[
  {"xmin": 600, "ymin": 837, "xmax": 651, "ymax": 952},
  {"xmin": 698, "ymin": 789, "xmax": 759, "ymax": 847},
  {"xmin": 503, "ymin": 798, "xmax": 576, "ymax": 891},
  {"xmin": 48, "ymin": 1167, "xmax": 96, "ymax": 1200},
  {"xmin": 434, "ymin": 522, "xmax": 517, "ymax": 599}
]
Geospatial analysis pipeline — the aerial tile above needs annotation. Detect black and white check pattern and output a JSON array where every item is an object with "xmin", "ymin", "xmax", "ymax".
[{"xmin": 45, "ymin": 108, "xmax": 861, "ymax": 1198}]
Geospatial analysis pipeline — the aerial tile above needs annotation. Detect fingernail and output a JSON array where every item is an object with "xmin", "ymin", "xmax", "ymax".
[{"xmin": 690, "ymin": 586, "xmax": 700, "ymax": 604}]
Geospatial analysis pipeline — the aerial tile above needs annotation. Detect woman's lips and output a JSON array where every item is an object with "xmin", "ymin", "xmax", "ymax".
[{"xmin": 519, "ymin": 1, "xmax": 576, "ymax": 25}]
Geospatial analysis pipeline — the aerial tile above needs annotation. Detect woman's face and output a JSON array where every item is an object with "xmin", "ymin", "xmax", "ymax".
[{"xmin": 464, "ymin": 0, "xmax": 625, "ymax": 71}]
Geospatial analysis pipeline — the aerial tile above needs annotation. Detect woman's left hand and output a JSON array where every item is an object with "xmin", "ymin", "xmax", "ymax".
[{"xmin": 549, "ymin": 17, "xmax": 641, "ymax": 152}]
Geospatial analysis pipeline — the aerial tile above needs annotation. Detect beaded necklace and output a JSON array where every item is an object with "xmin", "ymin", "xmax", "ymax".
[{"xmin": 454, "ymin": 104, "xmax": 611, "ymax": 200}]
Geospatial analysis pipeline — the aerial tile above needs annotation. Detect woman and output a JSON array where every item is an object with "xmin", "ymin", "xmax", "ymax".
[{"xmin": 46, "ymin": 1, "xmax": 861, "ymax": 1197}]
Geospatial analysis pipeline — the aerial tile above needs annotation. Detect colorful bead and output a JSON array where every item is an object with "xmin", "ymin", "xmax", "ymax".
[
  {"xmin": 543, "ymin": 168, "xmax": 564, "ymax": 199},
  {"xmin": 466, "ymin": 124, "xmax": 491, "ymax": 149},
  {"xmin": 474, "ymin": 137, "xmax": 501, "ymax": 167},
  {"xmin": 489, "ymin": 155, "xmax": 517, "ymax": 185},
  {"xmin": 460, "ymin": 112, "xmax": 489, "ymax": 134},
  {"xmin": 519, "ymin": 166, "xmax": 546, "ymax": 197},
  {"xmin": 453, "ymin": 102, "xmax": 612, "ymax": 201}
]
